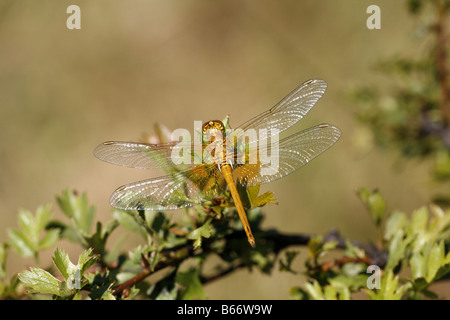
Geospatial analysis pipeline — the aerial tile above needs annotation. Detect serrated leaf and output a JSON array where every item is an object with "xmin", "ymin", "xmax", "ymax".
[
  {"xmin": 410, "ymin": 251, "xmax": 426, "ymax": 280},
  {"xmin": 307, "ymin": 235, "xmax": 324, "ymax": 259},
  {"xmin": 89, "ymin": 283, "xmax": 116, "ymax": 300},
  {"xmin": 357, "ymin": 188, "xmax": 386, "ymax": 226},
  {"xmin": 410, "ymin": 207, "xmax": 428, "ymax": 234},
  {"xmin": 344, "ymin": 240, "xmax": 365, "ymax": 258},
  {"xmin": 53, "ymin": 248, "xmax": 77, "ymax": 280},
  {"xmin": 84, "ymin": 221, "xmax": 118, "ymax": 253},
  {"xmin": 7, "ymin": 229, "xmax": 35, "ymax": 258},
  {"xmin": 78, "ymin": 248, "xmax": 96, "ymax": 275},
  {"xmin": 365, "ymin": 269, "xmax": 405, "ymax": 300},
  {"xmin": 279, "ymin": 250, "xmax": 299, "ymax": 273},
  {"xmin": 384, "ymin": 211, "xmax": 407, "ymax": 241},
  {"xmin": 17, "ymin": 209, "xmax": 35, "ymax": 238},
  {"xmin": 330, "ymin": 274, "xmax": 368, "ymax": 291},
  {"xmin": 239, "ymin": 184, "xmax": 277, "ymax": 209},
  {"xmin": 38, "ymin": 229, "xmax": 60, "ymax": 251},
  {"xmin": 19, "ymin": 267, "xmax": 61, "ymax": 295},
  {"xmin": 57, "ymin": 189, "xmax": 95, "ymax": 235},
  {"xmin": 8, "ymin": 204, "xmax": 57, "ymax": 259},
  {"xmin": 35, "ymin": 204, "xmax": 53, "ymax": 232},
  {"xmin": 176, "ymin": 268, "xmax": 206, "ymax": 300},
  {"xmin": 146, "ymin": 211, "xmax": 167, "ymax": 233},
  {"xmin": 323, "ymin": 283, "xmax": 350, "ymax": 300},
  {"xmin": 289, "ymin": 286, "xmax": 309, "ymax": 300},
  {"xmin": 113, "ymin": 209, "xmax": 148, "ymax": 239},
  {"xmin": 304, "ymin": 280, "xmax": 324, "ymax": 300},
  {"xmin": 426, "ymin": 241, "xmax": 444, "ymax": 282},
  {"xmin": 189, "ymin": 220, "xmax": 213, "ymax": 249},
  {"xmin": 386, "ymin": 229, "xmax": 412, "ymax": 270}
]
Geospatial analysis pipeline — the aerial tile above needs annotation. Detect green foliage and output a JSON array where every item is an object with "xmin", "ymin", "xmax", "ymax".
[
  {"xmin": 7, "ymin": 186, "xmax": 445, "ymax": 300},
  {"xmin": 350, "ymin": 0, "xmax": 450, "ymax": 189},
  {"xmin": 290, "ymin": 189, "xmax": 450, "ymax": 300},
  {"xmin": 8, "ymin": 204, "xmax": 59, "ymax": 262},
  {"xmin": 18, "ymin": 248, "xmax": 96, "ymax": 299},
  {"xmin": 0, "ymin": 188, "xmax": 288, "ymax": 299}
]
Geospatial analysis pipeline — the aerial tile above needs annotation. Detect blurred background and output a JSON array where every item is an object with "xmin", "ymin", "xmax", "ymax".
[{"xmin": 0, "ymin": 0, "xmax": 445, "ymax": 298}]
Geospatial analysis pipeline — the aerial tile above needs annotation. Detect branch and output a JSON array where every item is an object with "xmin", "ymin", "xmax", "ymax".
[{"xmin": 111, "ymin": 228, "xmax": 387, "ymax": 297}]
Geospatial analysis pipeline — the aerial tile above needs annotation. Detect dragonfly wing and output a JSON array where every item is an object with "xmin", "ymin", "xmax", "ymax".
[
  {"xmin": 233, "ymin": 124, "xmax": 341, "ymax": 185},
  {"xmin": 110, "ymin": 164, "xmax": 223, "ymax": 210},
  {"xmin": 236, "ymin": 79, "xmax": 327, "ymax": 140},
  {"xmin": 94, "ymin": 141, "xmax": 194, "ymax": 170}
]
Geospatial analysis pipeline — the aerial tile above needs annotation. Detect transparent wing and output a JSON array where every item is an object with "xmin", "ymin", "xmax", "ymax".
[
  {"xmin": 94, "ymin": 141, "xmax": 194, "ymax": 169},
  {"xmin": 109, "ymin": 164, "xmax": 225, "ymax": 210},
  {"xmin": 235, "ymin": 79, "xmax": 327, "ymax": 141},
  {"xmin": 95, "ymin": 79, "xmax": 327, "ymax": 170},
  {"xmin": 232, "ymin": 124, "xmax": 341, "ymax": 186}
]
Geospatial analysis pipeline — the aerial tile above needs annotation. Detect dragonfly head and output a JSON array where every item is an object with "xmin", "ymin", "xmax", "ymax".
[{"xmin": 202, "ymin": 120, "xmax": 225, "ymax": 135}]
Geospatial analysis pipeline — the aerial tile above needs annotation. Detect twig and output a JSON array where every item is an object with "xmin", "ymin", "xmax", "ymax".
[
  {"xmin": 111, "ymin": 228, "xmax": 387, "ymax": 297},
  {"xmin": 112, "ymin": 244, "xmax": 195, "ymax": 297}
]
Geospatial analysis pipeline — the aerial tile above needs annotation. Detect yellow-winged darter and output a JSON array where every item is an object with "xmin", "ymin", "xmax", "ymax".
[{"xmin": 94, "ymin": 79, "xmax": 341, "ymax": 247}]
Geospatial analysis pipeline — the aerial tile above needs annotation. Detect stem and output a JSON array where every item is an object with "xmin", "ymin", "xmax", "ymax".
[
  {"xmin": 111, "ymin": 228, "xmax": 387, "ymax": 297},
  {"xmin": 112, "ymin": 244, "xmax": 195, "ymax": 297}
]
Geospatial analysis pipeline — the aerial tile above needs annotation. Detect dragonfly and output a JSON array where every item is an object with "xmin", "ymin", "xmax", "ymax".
[{"xmin": 94, "ymin": 79, "xmax": 341, "ymax": 248}]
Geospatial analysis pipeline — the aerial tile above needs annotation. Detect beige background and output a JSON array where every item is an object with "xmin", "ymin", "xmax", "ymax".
[{"xmin": 0, "ymin": 0, "xmax": 445, "ymax": 299}]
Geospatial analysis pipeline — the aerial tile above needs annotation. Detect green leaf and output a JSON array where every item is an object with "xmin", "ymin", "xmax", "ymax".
[
  {"xmin": 410, "ymin": 207, "xmax": 428, "ymax": 235},
  {"xmin": 8, "ymin": 204, "xmax": 58, "ymax": 259},
  {"xmin": 357, "ymin": 188, "xmax": 386, "ymax": 226},
  {"xmin": 50, "ymin": 248, "xmax": 96, "ymax": 296},
  {"xmin": 189, "ymin": 220, "xmax": 213, "ymax": 249},
  {"xmin": 38, "ymin": 229, "xmax": 60, "ymax": 251},
  {"xmin": 365, "ymin": 269, "xmax": 406, "ymax": 300},
  {"xmin": 57, "ymin": 189, "xmax": 95, "ymax": 235},
  {"xmin": 53, "ymin": 248, "xmax": 76, "ymax": 280},
  {"xmin": 304, "ymin": 280, "xmax": 350, "ymax": 300},
  {"xmin": 19, "ymin": 267, "xmax": 61, "ymax": 296},
  {"xmin": 176, "ymin": 268, "xmax": 206, "ymax": 300},
  {"xmin": 247, "ymin": 186, "xmax": 278, "ymax": 208},
  {"xmin": 410, "ymin": 250, "xmax": 426, "ymax": 280},
  {"xmin": 343, "ymin": 240, "xmax": 365, "ymax": 259},
  {"xmin": 7, "ymin": 229, "xmax": 35, "ymax": 258},
  {"xmin": 113, "ymin": 209, "xmax": 149, "ymax": 239},
  {"xmin": 307, "ymin": 235, "xmax": 324, "ymax": 259},
  {"xmin": 78, "ymin": 248, "xmax": 96, "ymax": 274},
  {"xmin": 426, "ymin": 240, "xmax": 444, "ymax": 282},
  {"xmin": 330, "ymin": 274, "xmax": 368, "ymax": 291},
  {"xmin": 384, "ymin": 211, "xmax": 408, "ymax": 241},
  {"xmin": 289, "ymin": 286, "xmax": 309, "ymax": 300},
  {"xmin": 279, "ymin": 250, "xmax": 299, "ymax": 273},
  {"xmin": 84, "ymin": 221, "xmax": 119, "ymax": 254},
  {"xmin": 386, "ymin": 229, "xmax": 412, "ymax": 270},
  {"xmin": 87, "ymin": 271, "xmax": 116, "ymax": 300},
  {"xmin": 304, "ymin": 280, "xmax": 324, "ymax": 300}
]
